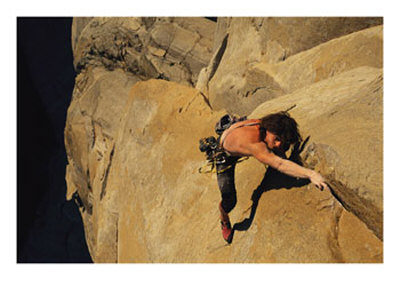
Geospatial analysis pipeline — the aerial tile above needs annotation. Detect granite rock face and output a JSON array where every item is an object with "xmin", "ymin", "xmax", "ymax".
[
  {"xmin": 72, "ymin": 17, "xmax": 215, "ymax": 86},
  {"xmin": 65, "ymin": 17, "xmax": 383, "ymax": 263},
  {"xmin": 250, "ymin": 66, "xmax": 383, "ymax": 241},
  {"xmin": 197, "ymin": 17, "xmax": 382, "ymax": 115}
]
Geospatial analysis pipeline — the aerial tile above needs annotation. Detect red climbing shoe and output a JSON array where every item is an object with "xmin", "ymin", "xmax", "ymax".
[
  {"xmin": 221, "ymin": 220, "xmax": 233, "ymax": 244},
  {"xmin": 219, "ymin": 202, "xmax": 234, "ymax": 243}
]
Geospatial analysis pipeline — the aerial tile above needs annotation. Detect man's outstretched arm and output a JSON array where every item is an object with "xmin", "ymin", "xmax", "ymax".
[{"xmin": 248, "ymin": 142, "xmax": 327, "ymax": 190}]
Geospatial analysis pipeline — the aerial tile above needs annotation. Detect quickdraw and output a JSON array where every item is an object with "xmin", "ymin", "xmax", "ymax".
[{"xmin": 198, "ymin": 156, "xmax": 249, "ymax": 174}]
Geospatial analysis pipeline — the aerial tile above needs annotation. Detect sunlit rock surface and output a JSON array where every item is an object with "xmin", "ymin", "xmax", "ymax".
[{"xmin": 65, "ymin": 17, "xmax": 383, "ymax": 263}]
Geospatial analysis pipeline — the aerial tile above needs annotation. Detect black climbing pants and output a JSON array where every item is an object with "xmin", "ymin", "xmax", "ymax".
[{"xmin": 216, "ymin": 156, "xmax": 239, "ymax": 213}]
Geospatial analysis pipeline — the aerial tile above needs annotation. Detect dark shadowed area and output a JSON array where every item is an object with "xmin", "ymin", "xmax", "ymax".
[{"xmin": 17, "ymin": 17, "xmax": 91, "ymax": 262}]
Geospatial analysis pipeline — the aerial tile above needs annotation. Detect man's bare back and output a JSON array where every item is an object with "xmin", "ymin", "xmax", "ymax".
[{"xmin": 220, "ymin": 119, "xmax": 263, "ymax": 157}]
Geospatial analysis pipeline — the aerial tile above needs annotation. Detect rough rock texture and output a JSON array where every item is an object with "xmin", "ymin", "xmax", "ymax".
[
  {"xmin": 72, "ymin": 17, "xmax": 215, "ymax": 85},
  {"xmin": 250, "ymin": 66, "xmax": 383, "ymax": 241},
  {"xmin": 71, "ymin": 17, "xmax": 93, "ymax": 55},
  {"xmin": 197, "ymin": 17, "xmax": 382, "ymax": 115},
  {"xmin": 65, "ymin": 17, "xmax": 383, "ymax": 263}
]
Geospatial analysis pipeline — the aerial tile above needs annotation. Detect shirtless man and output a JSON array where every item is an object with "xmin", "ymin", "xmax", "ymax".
[{"xmin": 216, "ymin": 112, "xmax": 327, "ymax": 243}]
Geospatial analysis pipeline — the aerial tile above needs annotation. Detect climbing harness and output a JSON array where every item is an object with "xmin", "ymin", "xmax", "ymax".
[
  {"xmin": 199, "ymin": 113, "xmax": 249, "ymax": 174},
  {"xmin": 198, "ymin": 156, "xmax": 249, "ymax": 174}
]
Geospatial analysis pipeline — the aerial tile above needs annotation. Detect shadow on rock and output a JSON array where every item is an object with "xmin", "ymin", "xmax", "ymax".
[{"xmin": 233, "ymin": 137, "xmax": 311, "ymax": 233}]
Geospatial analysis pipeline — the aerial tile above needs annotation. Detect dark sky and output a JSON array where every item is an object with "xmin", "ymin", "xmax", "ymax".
[{"xmin": 17, "ymin": 17, "xmax": 91, "ymax": 263}]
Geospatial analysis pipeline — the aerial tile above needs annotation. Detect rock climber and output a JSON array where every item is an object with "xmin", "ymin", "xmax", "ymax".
[{"xmin": 216, "ymin": 111, "xmax": 328, "ymax": 243}]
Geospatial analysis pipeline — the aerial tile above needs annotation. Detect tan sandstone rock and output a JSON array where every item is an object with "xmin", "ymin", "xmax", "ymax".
[
  {"xmin": 65, "ymin": 17, "xmax": 383, "ymax": 263},
  {"xmin": 71, "ymin": 17, "xmax": 93, "ymax": 56},
  {"xmin": 250, "ymin": 66, "xmax": 383, "ymax": 241},
  {"xmin": 65, "ymin": 75, "xmax": 382, "ymax": 263},
  {"xmin": 197, "ymin": 18, "xmax": 382, "ymax": 115},
  {"xmin": 65, "ymin": 66, "xmax": 141, "ymax": 258},
  {"xmin": 72, "ymin": 17, "xmax": 215, "ymax": 86}
]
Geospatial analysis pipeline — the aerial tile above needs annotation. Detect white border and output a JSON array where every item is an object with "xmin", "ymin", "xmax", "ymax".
[{"xmin": 3, "ymin": 1, "xmax": 399, "ymax": 301}]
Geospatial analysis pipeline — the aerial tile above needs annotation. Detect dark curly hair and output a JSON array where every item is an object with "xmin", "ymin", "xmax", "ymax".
[{"xmin": 259, "ymin": 111, "xmax": 302, "ymax": 150}]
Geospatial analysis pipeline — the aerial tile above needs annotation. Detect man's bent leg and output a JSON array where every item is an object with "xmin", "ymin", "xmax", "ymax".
[
  {"xmin": 216, "ymin": 157, "xmax": 238, "ymax": 243},
  {"xmin": 216, "ymin": 157, "xmax": 238, "ymax": 213}
]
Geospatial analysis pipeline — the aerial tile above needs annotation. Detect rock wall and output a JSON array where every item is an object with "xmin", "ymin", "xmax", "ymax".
[
  {"xmin": 72, "ymin": 17, "xmax": 215, "ymax": 85},
  {"xmin": 65, "ymin": 17, "xmax": 383, "ymax": 263},
  {"xmin": 197, "ymin": 17, "xmax": 382, "ymax": 115}
]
